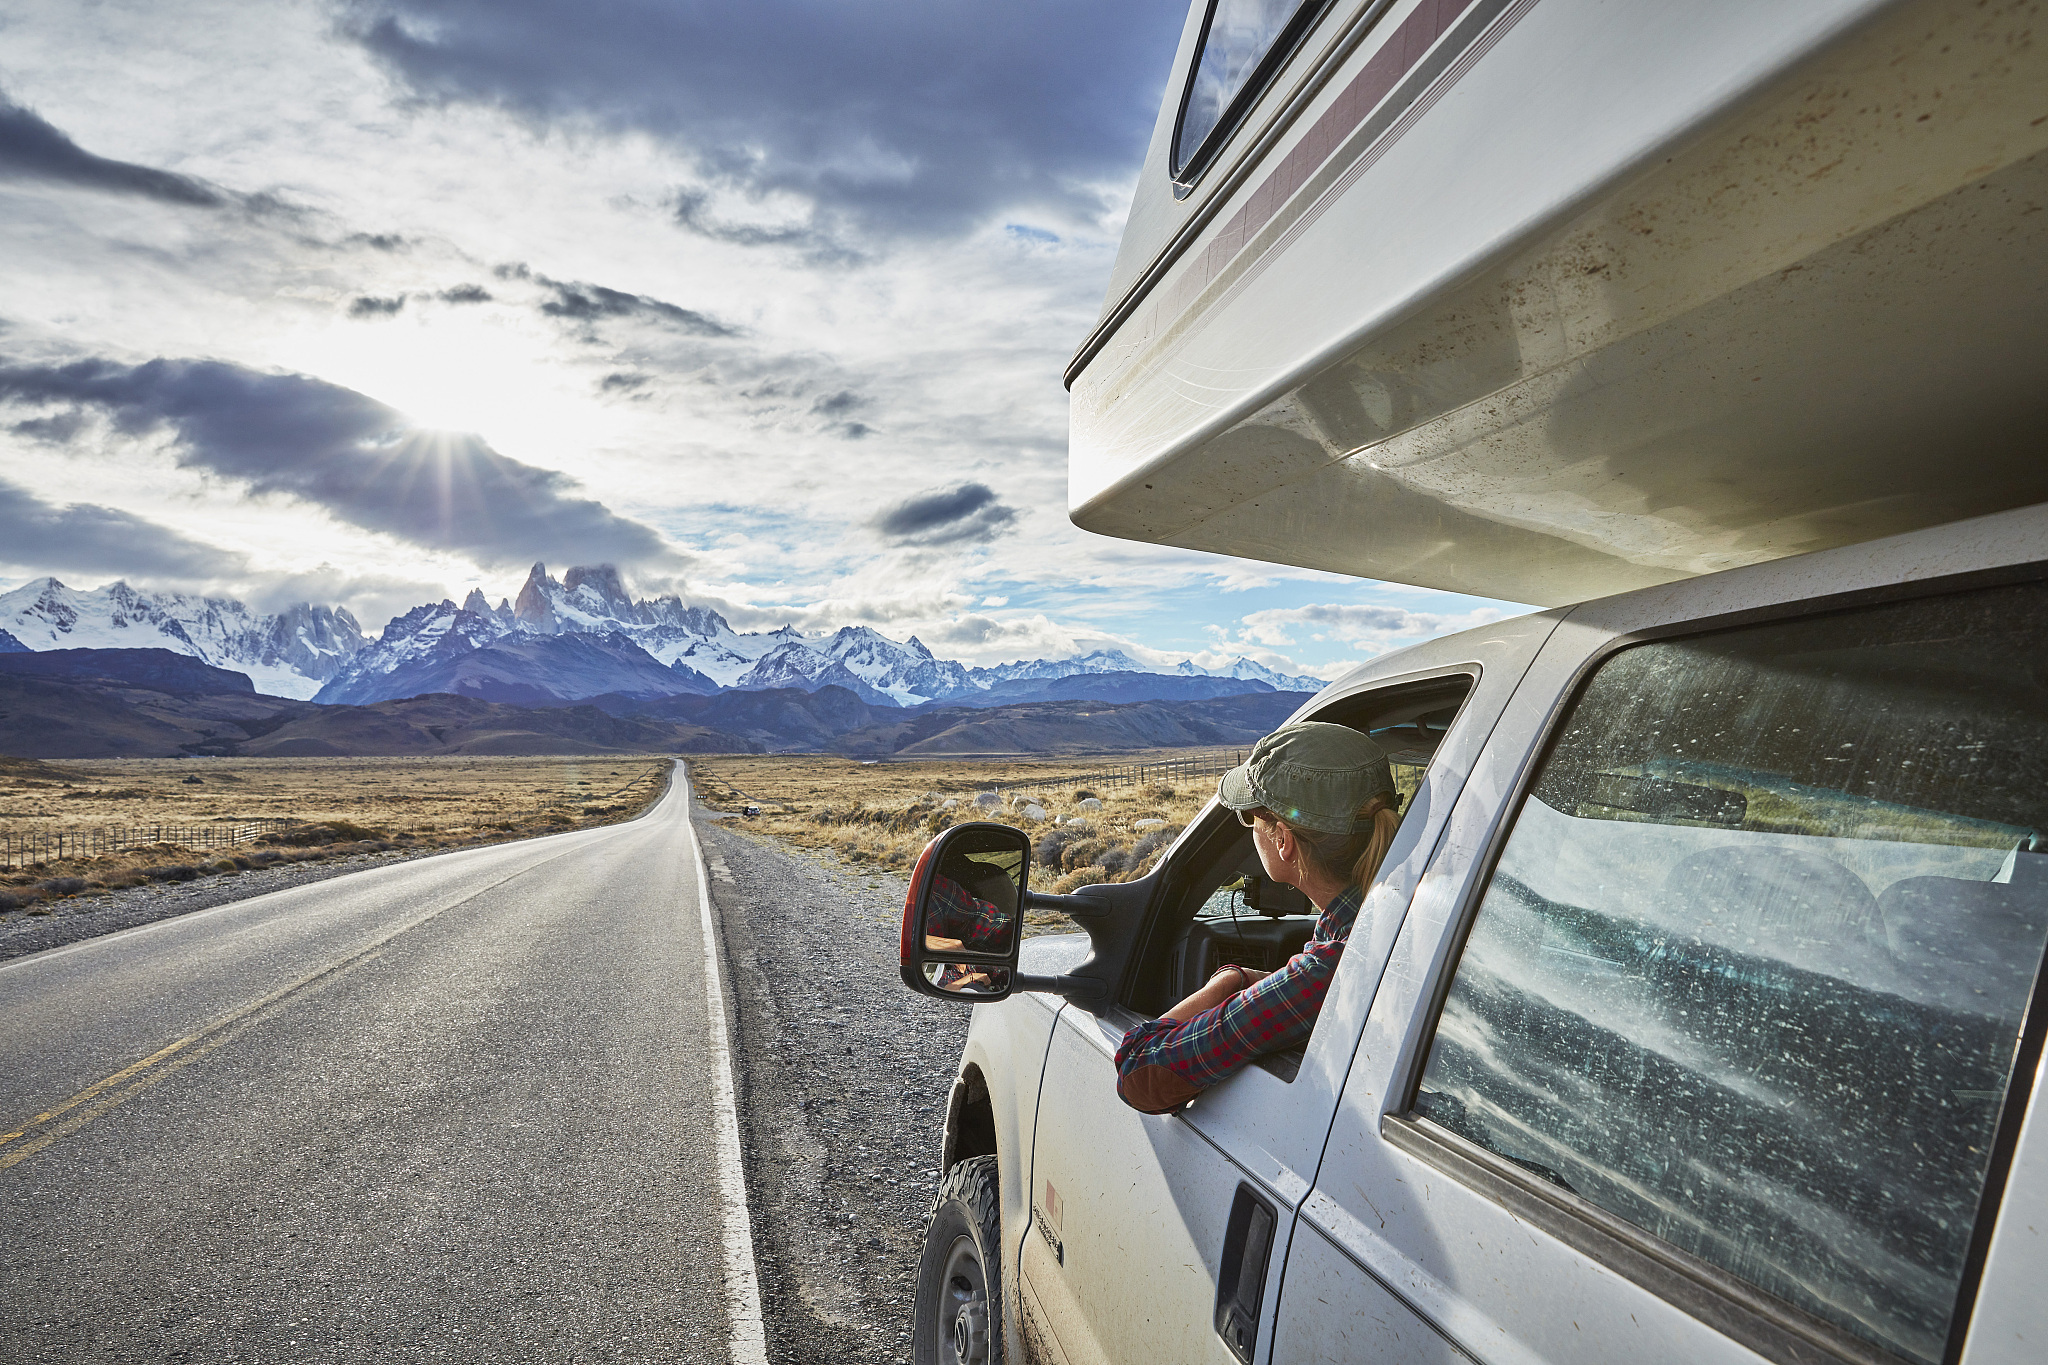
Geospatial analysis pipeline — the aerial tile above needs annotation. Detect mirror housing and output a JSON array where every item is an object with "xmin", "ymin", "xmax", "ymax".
[{"xmin": 899, "ymin": 822, "xmax": 1108, "ymax": 1006}]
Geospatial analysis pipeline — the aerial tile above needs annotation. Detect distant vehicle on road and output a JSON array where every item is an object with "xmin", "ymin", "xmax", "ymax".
[{"xmin": 893, "ymin": 2, "xmax": 2048, "ymax": 1363}]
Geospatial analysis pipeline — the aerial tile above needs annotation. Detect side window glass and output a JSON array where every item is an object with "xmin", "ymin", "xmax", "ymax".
[
  {"xmin": 1175, "ymin": 0, "xmax": 1325, "ymax": 177},
  {"xmin": 1413, "ymin": 582, "xmax": 2048, "ymax": 1365}
]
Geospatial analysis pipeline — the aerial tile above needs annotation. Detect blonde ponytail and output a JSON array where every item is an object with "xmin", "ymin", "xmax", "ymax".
[{"xmin": 1346, "ymin": 793, "xmax": 1402, "ymax": 891}]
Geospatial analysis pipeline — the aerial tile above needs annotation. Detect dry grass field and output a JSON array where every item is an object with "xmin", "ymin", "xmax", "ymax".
[
  {"xmin": 688, "ymin": 752, "xmax": 1236, "ymax": 934},
  {"xmin": 0, "ymin": 754, "xmax": 671, "ymax": 912}
]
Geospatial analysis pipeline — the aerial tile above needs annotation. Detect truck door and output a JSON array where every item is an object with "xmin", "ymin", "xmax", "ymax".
[
  {"xmin": 1283, "ymin": 573, "xmax": 2048, "ymax": 1365},
  {"xmin": 1019, "ymin": 615, "xmax": 1558, "ymax": 1365}
]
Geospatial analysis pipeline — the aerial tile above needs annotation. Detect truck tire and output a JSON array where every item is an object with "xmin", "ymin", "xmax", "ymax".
[{"xmin": 913, "ymin": 1154, "xmax": 1004, "ymax": 1365}]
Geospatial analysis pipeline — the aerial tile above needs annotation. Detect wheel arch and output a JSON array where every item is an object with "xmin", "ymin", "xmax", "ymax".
[{"xmin": 943, "ymin": 1061, "xmax": 998, "ymax": 1172}]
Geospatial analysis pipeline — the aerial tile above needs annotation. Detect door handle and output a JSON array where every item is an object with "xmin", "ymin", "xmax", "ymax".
[{"xmin": 1215, "ymin": 1184, "xmax": 1278, "ymax": 1364}]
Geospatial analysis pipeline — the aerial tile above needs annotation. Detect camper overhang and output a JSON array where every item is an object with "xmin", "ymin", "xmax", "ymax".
[{"xmin": 1069, "ymin": 0, "xmax": 2048, "ymax": 607}]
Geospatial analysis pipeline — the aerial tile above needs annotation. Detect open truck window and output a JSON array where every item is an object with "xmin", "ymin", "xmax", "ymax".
[{"xmin": 1126, "ymin": 678, "xmax": 1470, "ymax": 1078}]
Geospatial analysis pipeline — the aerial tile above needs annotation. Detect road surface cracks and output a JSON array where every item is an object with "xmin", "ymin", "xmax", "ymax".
[{"xmin": 697, "ymin": 815, "xmax": 968, "ymax": 1365}]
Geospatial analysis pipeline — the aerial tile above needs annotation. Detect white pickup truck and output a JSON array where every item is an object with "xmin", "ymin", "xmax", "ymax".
[{"xmin": 895, "ymin": 2, "xmax": 2048, "ymax": 1364}]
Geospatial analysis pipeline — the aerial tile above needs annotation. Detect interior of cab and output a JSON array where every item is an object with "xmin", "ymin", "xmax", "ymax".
[{"xmin": 1120, "ymin": 677, "xmax": 1475, "ymax": 1076}]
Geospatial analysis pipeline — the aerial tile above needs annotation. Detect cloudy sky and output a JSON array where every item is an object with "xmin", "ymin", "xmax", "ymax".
[{"xmin": 0, "ymin": 0, "xmax": 1518, "ymax": 679}]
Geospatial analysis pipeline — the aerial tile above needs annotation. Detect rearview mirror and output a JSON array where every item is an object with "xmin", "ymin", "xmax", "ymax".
[{"xmin": 900, "ymin": 822, "xmax": 1028, "ymax": 1001}]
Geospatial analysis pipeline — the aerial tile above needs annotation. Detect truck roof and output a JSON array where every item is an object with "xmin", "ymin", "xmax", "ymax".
[{"xmin": 1069, "ymin": 0, "xmax": 2048, "ymax": 606}]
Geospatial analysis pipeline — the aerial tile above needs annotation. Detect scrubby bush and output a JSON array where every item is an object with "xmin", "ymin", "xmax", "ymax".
[
  {"xmin": 1097, "ymin": 845, "xmax": 1135, "ymax": 878},
  {"xmin": 1050, "ymin": 866, "xmax": 1109, "ymax": 894},
  {"xmin": 260, "ymin": 819, "xmax": 389, "ymax": 847},
  {"xmin": 1133, "ymin": 827, "xmax": 1179, "ymax": 861},
  {"xmin": 1032, "ymin": 827, "xmax": 1075, "ymax": 871},
  {"xmin": 150, "ymin": 864, "xmax": 199, "ymax": 882},
  {"xmin": 1061, "ymin": 837, "xmax": 1109, "ymax": 874},
  {"xmin": 38, "ymin": 876, "xmax": 87, "ymax": 896},
  {"xmin": 0, "ymin": 890, "xmax": 34, "ymax": 911}
]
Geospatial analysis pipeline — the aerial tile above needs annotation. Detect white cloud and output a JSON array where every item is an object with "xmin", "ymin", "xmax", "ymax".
[{"xmin": 1228, "ymin": 602, "xmax": 1507, "ymax": 659}]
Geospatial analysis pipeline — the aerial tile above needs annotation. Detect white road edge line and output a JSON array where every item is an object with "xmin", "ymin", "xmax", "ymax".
[{"xmin": 682, "ymin": 762, "xmax": 770, "ymax": 1365}]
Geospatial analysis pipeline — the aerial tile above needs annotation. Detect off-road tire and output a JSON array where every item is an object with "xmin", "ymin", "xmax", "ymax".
[{"xmin": 913, "ymin": 1154, "xmax": 1005, "ymax": 1365}]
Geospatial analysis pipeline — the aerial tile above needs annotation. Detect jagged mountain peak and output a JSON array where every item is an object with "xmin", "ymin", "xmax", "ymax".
[
  {"xmin": 513, "ymin": 562, "xmax": 561, "ymax": 633},
  {"xmin": 562, "ymin": 563, "xmax": 633, "ymax": 612},
  {"xmin": 0, "ymin": 576, "xmax": 367, "ymax": 699}
]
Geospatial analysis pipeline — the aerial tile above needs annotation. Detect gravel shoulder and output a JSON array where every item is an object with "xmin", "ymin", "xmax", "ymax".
[{"xmin": 697, "ymin": 814, "xmax": 969, "ymax": 1365}]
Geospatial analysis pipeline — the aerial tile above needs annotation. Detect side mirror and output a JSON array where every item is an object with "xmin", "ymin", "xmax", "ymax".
[
  {"xmin": 900, "ymin": 822, "xmax": 1028, "ymax": 1001},
  {"xmin": 898, "ymin": 823, "xmax": 1109, "ymax": 1006}
]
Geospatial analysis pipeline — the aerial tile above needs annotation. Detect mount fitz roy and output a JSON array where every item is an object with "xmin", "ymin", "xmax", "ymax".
[{"xmin": 0, "ymin": 564, "xmax": 1323, "ymax": 708}]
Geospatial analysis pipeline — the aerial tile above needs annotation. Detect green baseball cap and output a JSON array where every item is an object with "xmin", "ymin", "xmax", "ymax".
[{"xmin": 1218, "ymin": 721, "xmax": 1396, "ymax": 835}]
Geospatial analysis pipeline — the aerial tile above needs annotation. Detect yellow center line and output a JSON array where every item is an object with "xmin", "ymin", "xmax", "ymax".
[{"xmin": 0, "ymin": 1037, "xmax": 195, "ymax": 1148}]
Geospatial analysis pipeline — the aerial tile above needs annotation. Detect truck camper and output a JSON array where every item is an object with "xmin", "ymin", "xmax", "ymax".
[
  {"xmin": 1070, "ymin": 0, "xmax": 2048, "ymax": 605},
  {"xmin": 893, "ymin": 3, "xmax": 2048, "ymax": 1364}
]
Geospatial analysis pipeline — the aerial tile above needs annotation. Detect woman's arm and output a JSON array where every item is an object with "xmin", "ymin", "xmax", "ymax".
[
  {"xmin": 1114, "ymin": 945, "xmax": 1338, "ymax": 1113},
  {"xmin": 1160, "ymin": 965, "xmax": 1271, "ymax": 1022}
]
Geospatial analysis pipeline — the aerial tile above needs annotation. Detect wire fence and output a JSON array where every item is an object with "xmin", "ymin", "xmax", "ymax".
[
  {"xmin": 1, "ymin": 819, "xmax": 298, "ymax": 870},
  {"xmin": 995, "ymin": 753, "xmax": 1247, "ymax": 803},
  {"xmin": 993, "ymin": 753, "xmax": 1432, "ymax": 809}
]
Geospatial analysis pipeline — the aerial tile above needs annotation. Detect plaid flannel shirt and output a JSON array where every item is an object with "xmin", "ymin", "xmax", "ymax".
[
  {"xmin": 1115, "ymin": 883, "xmax": 1365, "ymax": 1113},
  {"xmin": 927, "ymin": 873, "xmax": 1011, "ymax": 951}
]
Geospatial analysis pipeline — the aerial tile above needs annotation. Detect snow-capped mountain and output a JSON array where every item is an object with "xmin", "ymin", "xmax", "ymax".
[
  {"xmin": 734, "ymin": 625, "xmax": 975, "ymax": 706},
  {"xmin": 964, "ymin": 648, "xmax": 1150, "ymax": 687},
  {"xmin": 330, "ymin": 565, "xmax": 1314, "ymax": 707},
  {"xmin": 0, "ymin": 578, "xmax": 366, "ymax": 699},
  {"xmin": 502, "ymin": 563, "xmax": 787, "ymax": 684},
  {"xmin": 0, "ymin": 629, "xmax": 28, "ymax": 654},
  {"xmin": 3, "ymin": 560, "xmax": 1323, "ymax": 711},
  {"xmin": 1176, "ymin": 656, "xmax": 1324, "ymax": 691},
  {"xmin": 964, "ymin": 648, "xmax": 1320, "ymax": 692},
  {"xmin": 312, "ymin": 597, "xmax": 518, "ymax": 704}
]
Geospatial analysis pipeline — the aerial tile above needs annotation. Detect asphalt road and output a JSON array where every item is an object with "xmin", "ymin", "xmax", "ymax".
[{"xmin": 0, "ymin": 764, "xmax": 746, "ymax": 1363}]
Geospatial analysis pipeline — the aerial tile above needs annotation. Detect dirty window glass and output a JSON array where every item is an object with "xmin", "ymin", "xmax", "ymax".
[
  {"xmin": 1414, "ymin": 582, "xmax": 2048, "ymax": 1365},
  {"xmin": 1175, "ymin": 0, "xmax": 1321, "ymax": 174}
]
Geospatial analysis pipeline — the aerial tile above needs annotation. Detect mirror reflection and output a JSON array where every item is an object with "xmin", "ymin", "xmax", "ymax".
[
  {"xmin": 923, "ymin": 833, "xmax": 1024, "ymax": 963},
  {"xmin": 924, "ymin": 961, "xmax": 1014, "ymax": 997}
]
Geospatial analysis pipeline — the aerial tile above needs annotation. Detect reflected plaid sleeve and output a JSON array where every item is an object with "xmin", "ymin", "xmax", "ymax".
[
  {"xmin": 926, "ymin": 874, "xmax": 1008, "ymax": 950},
  {"xmin": 1115, "ymin": 884, "xmax": 1363, "ymax": 1110}
]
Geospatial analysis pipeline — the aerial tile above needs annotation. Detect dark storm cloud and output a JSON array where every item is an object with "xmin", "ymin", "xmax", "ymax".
[
  {"xmin": 670, "ymin": 188, "xmax": 857, "ymax": 263},
  {"xmin": 537, "ymin": 278, "xmax": 735, "ymax": 337},
  {"xmin": 348, "ymin": 294, "xmax": 407, "ymax": 316},
  {"xmin": 0, "ymin": 475, "xmax": 247, "ymax": 579},
  {"xmin": 810, "ymin": 391, "xmax": 863, "ymax": 418},
  {"xmin": 0, "ymin": 356, "xmax": 681, "ymax": 568},
  {"xmin": 343, "ymin": 0, "xmax": 1185, "ymax": 237},
  {"xmin": 0, "ymin": 90, "xmax": 227, "ymax": 208},
  {"xmin": 871, "ymin": 482, "xmax": 1017, "ymax": 546},
  {"xmin": 438, "ymin": 283, "xmax": 492, "ymax": 303}
]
